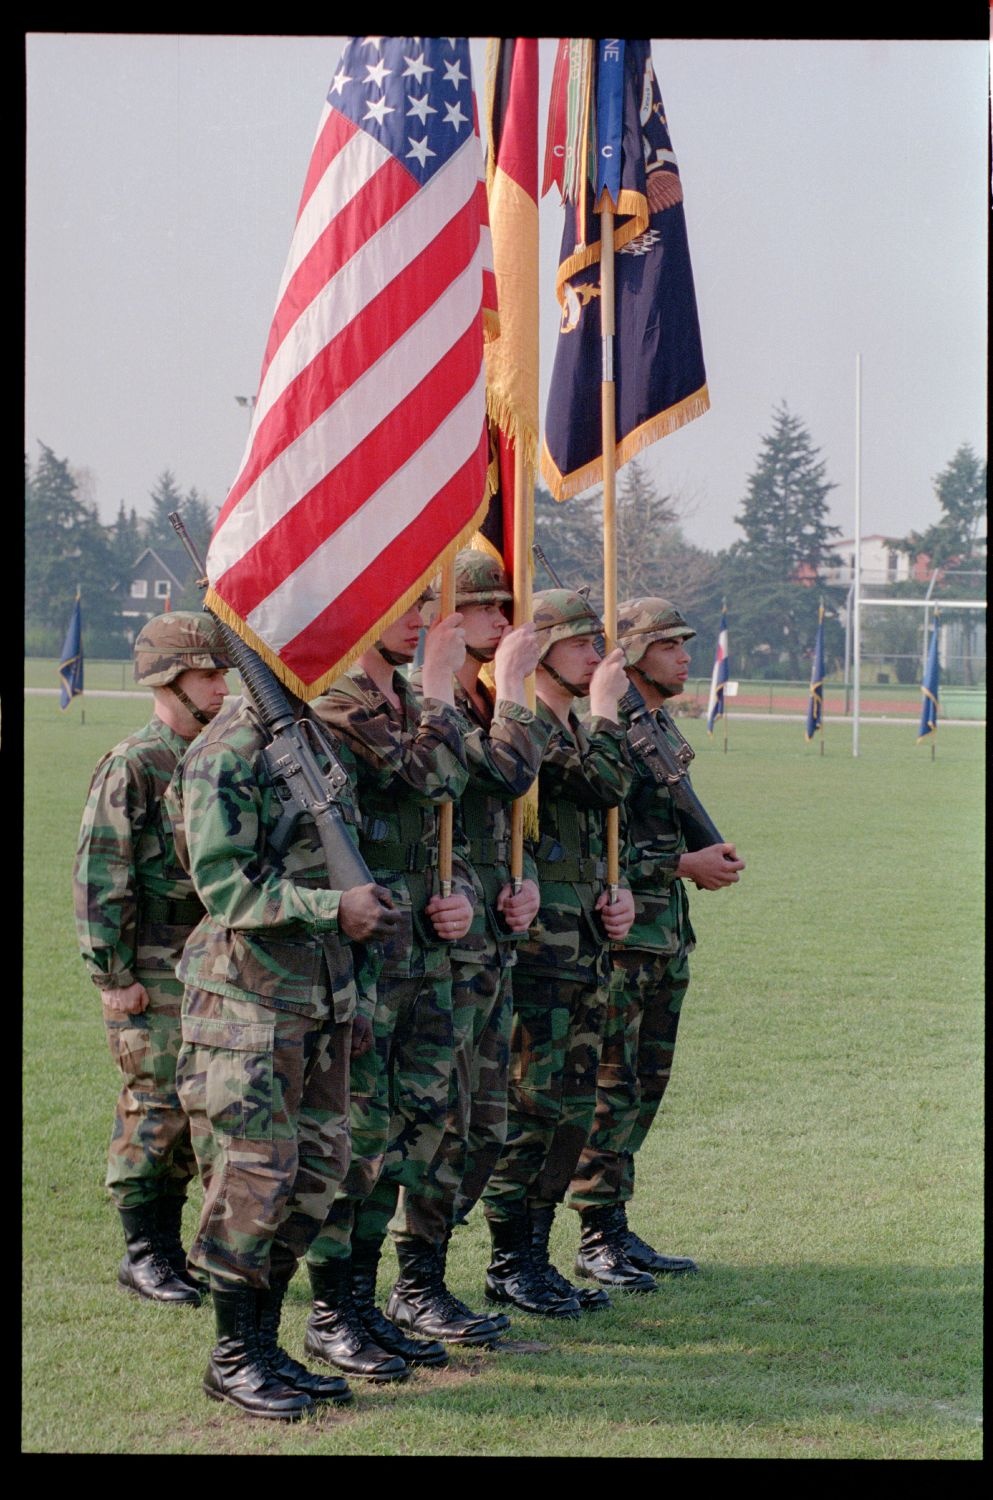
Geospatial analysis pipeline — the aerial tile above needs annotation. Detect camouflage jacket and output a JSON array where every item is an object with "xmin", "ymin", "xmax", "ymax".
[
  {"xmin": 313, "ymin": 667, "xmax": 472, "ymax": 978},
  {"xmin": 166, "ymin": 698, "xmax": 368, "ymax": 1022},
  {"xmin": 410, "ymin": 670, "xmax": 549, "ymax": 966},
  {"xmin": 74, "ymin": 716, "xmax": 203, "ymax": 991},
  {"xmin": 619, "ymin": 703, "xmax": 696, "ymax": 957},
  {"xmin": 516, "ymin": 701, "xmax": 633, "ymax": 980}
]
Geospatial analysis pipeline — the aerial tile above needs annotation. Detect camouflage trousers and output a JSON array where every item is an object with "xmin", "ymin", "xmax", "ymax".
[
  {"xmin": 401, "ymin": 951, "xmax": 513, "ymax": 1244},
  {"xmin": 567, "ymin": 946, "xmax": 690, "ymax": 1212},
  {"xmin": 482, "ymin": 958, "xmax": 611, "ymax": 1221},
  {"xmin": 102, "ymin": 972, "xmax": 197, "ymax": 1211},
  {"xmin": 308, "ymin": 966, "xmax": 453, "ymax": 1264},
  {"xmin": 175, "ymin": 986, "xmax": 352, "ymax": 1290}
]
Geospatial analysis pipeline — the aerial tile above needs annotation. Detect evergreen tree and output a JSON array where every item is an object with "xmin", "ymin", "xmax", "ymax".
[
  {"xmin": 533, "ymin": 459, "xmax": 707, "ymax": 615},
  {"xmin": 110, "ymin": 500, "xmax": 144, "ymax": 593},
  {"xmin": 899, "ymin": 443, "xmax": 986, "ymax": 579},
  {"xmin": 143, "ymin": 470, "xmax": 187, "ymax": 555},
  {"xmin": 729, "ymin": 404, "xmax": 843, "ymax": 677},
  {"xmin": 25, "ymin": 443, "xmax": 117, "ymax": 646}
]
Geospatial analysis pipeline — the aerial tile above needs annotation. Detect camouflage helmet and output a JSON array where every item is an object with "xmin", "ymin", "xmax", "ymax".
[
  {"xmin": 454, "ymin": 548, "xmax": 512, "ymax": 607},
  {"xmin": 133, "ymin": 611, "xmax": 231, "ymax": 687},
  {"xmin": 532, "ymin": 588, "xmax": 603, "ymax": 663},
  {"xmin": 616, "ymin": 597, "xmax": 695, "ymax": 667}
]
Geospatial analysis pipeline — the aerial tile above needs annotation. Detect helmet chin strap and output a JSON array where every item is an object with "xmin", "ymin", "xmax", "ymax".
[
  {"xmin": 467, "ymin": 645, "xmax": 495, "ymax": 664},
  {"xmin": 167, "ymin": 681, "xmax": 212, "ymax": 725},
  {"xmin": 630, "ymin": 662, "xmax": 678, "ymax": 700},
  {"xmin": 376, "ymin": 644, "xmax": 412, "ymax": 667},
  {"xmin": 540, "ymin": 660, "xmax": 588, "ymax": 698}
]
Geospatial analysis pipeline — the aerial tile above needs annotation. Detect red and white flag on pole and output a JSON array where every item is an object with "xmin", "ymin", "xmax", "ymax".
[{"xmin": 205, "ymin": 37, "xmax": 496, "ymax": 698}]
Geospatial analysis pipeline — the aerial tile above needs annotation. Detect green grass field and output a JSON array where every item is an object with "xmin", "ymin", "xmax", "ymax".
[{"xmin": 22, "ymin": 694, "xmax": 984, "ymax": 1456}]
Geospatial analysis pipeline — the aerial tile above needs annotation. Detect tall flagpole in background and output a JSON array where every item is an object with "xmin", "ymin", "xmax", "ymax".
[{"xmin": 852, "ymin": 353, "xmax": 862, "ymax": 757}]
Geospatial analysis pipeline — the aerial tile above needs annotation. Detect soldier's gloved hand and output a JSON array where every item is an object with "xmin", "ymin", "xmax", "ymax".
[
  {"xmin": 677, "ymin": 843, "xmax": 745, "ymax": 890},
  {"xmin": 338, "ymin": 883, "xmax": 402, "ymax": 942},
  {"xmin": 424, "ymin": 891, "xmax": 474, "ymax": 942},
  {"xmin": 496, "ymin": 878, "xmax": 540, "ymax": 933},
  {"xmin": 100, "ymin": 982, "xmax": 151, "ymax": 1014},
  {"xmin": 588, "ymin": 647, "xmax": 628, "ymax": 723},
  {"xmin": 595, "ymin": 885, "xmax": 636, "ymax": 940},
  {"xmin": 350, "ymin": 1013, "xmax": 374, "ymax": 1059}
]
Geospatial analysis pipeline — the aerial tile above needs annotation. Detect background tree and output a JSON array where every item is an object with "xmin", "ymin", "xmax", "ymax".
[
  {"xmin": 110, "ymin": 499, "xmax": 144, "ymax": 595},
  {"xmin": 143, "ymin": 470, "xmax": 187, "ymax": 556},
  {"xmin": 533, "ymin": 458, "xmax": 722, "ymax": 635},
  {"xmin": 899, "ymin": 443, "xmax": 986, "ymax": 578},
  {"xmin": 728, "ymin": 403, "xmax": 843, "ymax": 677},
  {"xmin": 25, "ymin": 443, "xmax": 118, "ymax": 652},
  {"xmin": 898, "ymin": 444, "xmax": 986, "ymax": 684}
]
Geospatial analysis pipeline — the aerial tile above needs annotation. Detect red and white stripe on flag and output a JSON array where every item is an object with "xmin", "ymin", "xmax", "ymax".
[{"xmin": 205, "ymin": 37, "xmax": 496, "ymax": 698}]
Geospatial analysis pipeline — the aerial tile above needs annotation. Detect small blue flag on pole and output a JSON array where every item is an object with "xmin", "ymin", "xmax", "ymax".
[
  {"xmin": 805, "ymin": 604, "xmax": 826, "ymax": 741},
  {"xmin": 706, "ymin": 605, "xmax": 729, "ymax": 734},
  {"xmin": 59, "ymin": 591, "xmax": 84, "ymax": 711},
  {"xmin": 917, "ymin": 611, "xmax": 940, "ymax": 741}
]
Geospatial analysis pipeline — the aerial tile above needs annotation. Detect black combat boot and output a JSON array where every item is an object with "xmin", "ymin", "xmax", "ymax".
[
  {"xmin": 484, "ymin": 1206, "xmax": 581, "ymax": 1318},
  {"xmin": 256, "ymin": 1280, "xmax": 353, "ymax": 1405},
  {"xmin": 350, "ymin": 1243, "xmax": 448, "ymax": 1368},
  {"xmin": 387, "ymin": 1236, "xmax": 500, "ymax": 1346},
  {"xmin": 116, "ymin": 1204, "xmax": 201, "ymax": 1306},
  {"xmin": 303, "ymin": 1259, "xmax": 410, "ymax": 1382},
  {"xmin": 530, "ymin": 1204, "xmax": 610, "ymax": 1312},
  {"xmin": 203, "ymin": 1286, "xmax": 314, "ymax": 1420},
  {"xmin": 156, "ymin": 1194, "xmax": 208, "ymax": 1296},
  {"xmin": 615, "ymin": 1203, "xmax": 699, "ymax": 1275},
  {"xmin": 439, "ymin": 1229, "xmax": 510, "ymax": 1334},
  {"xmin": 574, "ymin": 1204, "xmax": 657, "ymax": 1292}
]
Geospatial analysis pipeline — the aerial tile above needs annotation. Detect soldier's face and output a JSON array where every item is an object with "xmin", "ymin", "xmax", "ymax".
[
  {"xmin": 460, "ymin": 602, "xmax": 509, "ymax": 653},
  {"xmin": 378, "ymin": 603, "xmax": 425, "ymax": 660},
  {"xmin": 544, "ymin": 632, "xmax": 600, "ymax": 690},
  {"xmin": 639, "ymin": 638, "xmax": 691, "ymax": 696},
  {"xmin": 174, "ymin": 667, "xmax": 230, "ymax": 721}
]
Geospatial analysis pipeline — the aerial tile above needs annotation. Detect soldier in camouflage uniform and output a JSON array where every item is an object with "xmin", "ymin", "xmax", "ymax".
[
  {"xmin": 480, "ymin": 589, "xmax": 636, "ymax": 1317},
  {"xmin": 303, "ymin": 599, "xmax": 492, "ymax": 1379},
  {"xmin": 387, "ymin": 550, "xmax": 549, "ymax": 1341},
  {"xmin": 568, "ymin": 599, "xmax": 744, "ymax": 1291},
  {"xmin": 73, "ymin": 611, "xmax": 232, "ymax": 1309},
  {"xmin": 169, "ymin": 675, "xmax": 400, "ymax": 1419}
]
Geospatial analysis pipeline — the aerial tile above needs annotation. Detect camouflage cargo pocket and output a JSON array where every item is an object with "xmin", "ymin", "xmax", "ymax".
[
  {"xmin": 179, "ymin": 1015, "xmax": 275, "ymax": 1141},
  {"xmin": 103, "ymin": 1009, "xmax": 153, "ymax": 1089}
]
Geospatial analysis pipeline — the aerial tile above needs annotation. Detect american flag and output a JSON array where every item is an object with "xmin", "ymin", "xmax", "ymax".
[
  {"xmin": 706, "ymin": 605, "xmax": 729, "ymax": 734},
  {"xmin": 205, "ymin": 37, "xmax": 495, "ymax": 697}
]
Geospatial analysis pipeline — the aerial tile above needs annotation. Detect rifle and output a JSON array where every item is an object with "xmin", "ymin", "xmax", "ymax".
[
  {"xmin": 168, "ymin": 512, "xmax": 377, "ymax": 890},
  {"xmin": 532, "ymin": 544, "xmax": 725, "ymax": 852}
]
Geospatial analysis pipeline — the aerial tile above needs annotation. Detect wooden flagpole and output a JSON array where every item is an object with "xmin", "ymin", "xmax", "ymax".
[
  {"xmin": 510, "ymin": 442, "xmax": 534, "ymax": 893},
  {"xmin": 438, "ymin": 556, "xmax": 456, "ymax": 896},
  {"xmin": 599, "ymin": 205, "xmax": 620, "ymax": 897}
]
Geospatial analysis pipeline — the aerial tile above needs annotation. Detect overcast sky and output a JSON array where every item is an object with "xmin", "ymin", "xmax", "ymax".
[{"xmin": 25, "ymin": 34, "xmax": 988, "ymax": 554}]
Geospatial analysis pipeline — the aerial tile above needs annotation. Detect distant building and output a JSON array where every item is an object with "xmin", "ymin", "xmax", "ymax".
[
  {"xmin": 119, "ymin": 544, "xmax": 191, "ymax": 631},
  {"xmin": 820, "ymin": 535, "xmax": 931, "ymax": 589}
]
